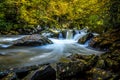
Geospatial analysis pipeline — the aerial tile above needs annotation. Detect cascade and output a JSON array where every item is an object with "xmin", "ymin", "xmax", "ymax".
[
  {"xmin": 0, "ymin": 29, "xmax": 103, "ymax": 70},
  {"xmin": 59, "ymin": 32, "xmax": 63, "ymax": 39},
  {"xmin": 73, "ymin": 29, "xmax": 87, "ymax": 41},
  {"xmin": 84, "ymin": 39, "xmax": 91, "ymax": 47},
  {"xmin": 58, "ymin": 29, "xmax": 87, "ymax": 41}
]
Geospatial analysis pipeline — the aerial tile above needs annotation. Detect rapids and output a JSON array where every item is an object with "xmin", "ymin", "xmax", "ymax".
[{"xmin": 0, "ymin": 30, "xmax": 102, "ymax": 70}]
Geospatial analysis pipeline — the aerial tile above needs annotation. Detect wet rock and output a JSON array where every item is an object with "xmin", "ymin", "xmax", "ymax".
[
  {"xmin": 21, "ymin": 65, "xmax": 42, "ymax": 80},
  {"xmin": 78, "ymin": 33, "xmax": 94, "ymax": 44},
  {"xmin": 59, "ymin": 57, "xmax": 71, "ymax": 63},
  {"xmin": 105, "ymin": 58, "xmax": 119, "ymax": 71},
  {"xmin": 100, "ymin": 50, "xmax": 120, "ymax": 72},
  {"xmin": 13, "ymin": 34, "xmax": 53, "ymax": 46},
  {"xmin": 31, "ymin": 65, "xmax": 56, "ymax": 80},
  {"xmin": 0, "ymin": 71, "xmax": 8, "ymax": 79},
  {"xmin": 95, "ymin": 57, "xmax": 106, "ymax": 69},
  {"xmin": 14, "ymin": 68, "xmax": 30, "ymax": 79},
  {"xmin": 9, "ymin": 31, "xmax": 19, "ymax": 35},
  {"xmin": 57, "ymin": 54, "xmax": 98, "ymax": 80},
  {"xmin": 89, "ymin": 28, "xmax": 120, "ymax": 51},
  {"xmin": 49, "ymin": 29, "xmax": 66, "ymax": 39},
  {"xmin": 57, "ymin": 61, "xmax": 87, "ymax": 80},
  {"xmin": 51, "ymin": 32, "xmax": 59, "ymax": 38},
  {"xmin": 1, "ymin": 72, "xmax": 17, "ymax": 80},
  {"xmin": 89, "ymin": 36, "xmax": 101, "ymax": 48},
  {"xmin": 68, "ymin": 54, "xmax": 93, "ymax": 61},
  {"xmin": 87, "ymin": 68, "xmax": 116, "ymax": 80},
  {"xmin": 68, "ymin": 54, "xmax": 98, "ymax": 67},
  {"xmin": 111, "ymin": 41, "xmax": 120, "ymax": 51},
  {"xmin": 46, "ymin": 29, "xmax": 59, "ymax": 38},
  {"xmin": 99, "ymin": 40, "xmax": 112, "ymax": 50},
  {"xmin": 89, "ymin": 36, "xmax": 112, "ymax": 51}
]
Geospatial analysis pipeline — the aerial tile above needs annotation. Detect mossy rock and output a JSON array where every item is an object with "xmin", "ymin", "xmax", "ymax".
[
  {"xmin": 1, "ymin": 72, "xmax": 17, "ymax": 80},
  {"xmin": 78, "ymin": 33, "xmax": 94, "ymax": 44},
  {"xmin": 57, "ymin": 61, "xmax": 88, "ymax": 79},
  {"xmin": 59, "ymin": 57, "xmax": 72, "ymax": 63},
  {"xmin": 78, "ymin": 35, "xmax": 87, "ymax": 44},
  {"xmin": 57, "ymin": 54, "xmax": 99, "ymax": 79},
  {"xmin": 13, "ymin": 34, "xmax": 53, "ymax": 46},
  {"xmin": 95, "ymin": 57, "xmax": 106, "ymax": 69},
  {"xmin": 87, "ymin": 68, "xmax": 116, "ymax": 80},
  {"xmin": 68, "ymin": 54, "xmax": 96, "ymax": 61}
]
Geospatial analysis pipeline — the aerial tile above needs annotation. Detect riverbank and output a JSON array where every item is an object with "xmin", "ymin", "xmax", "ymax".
[
  {"xmin": 0, "ymin": 49, "xmax": 120, "ymax": 80},
  {"xmin": 0, "ymin": 28, "xmax": 120, "ymax": 80}
]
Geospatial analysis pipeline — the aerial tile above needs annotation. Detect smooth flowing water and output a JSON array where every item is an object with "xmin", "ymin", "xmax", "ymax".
[{"xmin": 0, "ymin": 30, "xmax": 102, "ymax": 70}]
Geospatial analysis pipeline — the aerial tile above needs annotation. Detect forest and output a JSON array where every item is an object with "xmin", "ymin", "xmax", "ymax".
[
  {"xmin": 0, "ymin": 0, "xmax": 120, "ymax": 80},
  {"xmin": 0, "ymin": 0, "xmax": 119, "ymax": 33}
]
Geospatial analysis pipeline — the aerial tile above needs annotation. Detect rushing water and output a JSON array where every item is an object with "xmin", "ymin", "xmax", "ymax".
[{"xmin": 0, "ymin": 30, "xmax": 102, "ymax": 70}]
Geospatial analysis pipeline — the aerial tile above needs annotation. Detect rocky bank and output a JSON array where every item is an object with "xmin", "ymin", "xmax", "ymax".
[{"xmin": 0, "ymin": 28, "xmax": 120, "ymax": 80}]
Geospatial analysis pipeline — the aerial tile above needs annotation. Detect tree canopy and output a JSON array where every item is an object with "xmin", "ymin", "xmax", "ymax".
[{"xmin": 0, "ymin": 0, "xmax": 119, "ymax": 32}]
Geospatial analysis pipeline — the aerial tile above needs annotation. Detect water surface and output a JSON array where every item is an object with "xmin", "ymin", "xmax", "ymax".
[{"xmin": 0, "ymin": 31, "xmax": 102, "ymax": 70}]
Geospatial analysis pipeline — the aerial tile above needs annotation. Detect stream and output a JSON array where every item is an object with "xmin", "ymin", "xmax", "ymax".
[{"xmin": 0, "ymin": 30, "xmax": 102, "ymax": 70}]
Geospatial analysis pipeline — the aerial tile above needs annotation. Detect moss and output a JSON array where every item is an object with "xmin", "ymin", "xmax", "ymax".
[
  {"xmin": 2, "ymin": 72, "xmax": 17, "ymax": 80},
  {"xmin": 59, "ymin": 57, "xmax": 71, "ymax": 63},
  {"xmin": 87, "ymin": 68, "xmax": 114, "ymax": 80}
]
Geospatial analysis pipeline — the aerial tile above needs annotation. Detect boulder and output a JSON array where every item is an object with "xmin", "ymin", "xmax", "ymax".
[
  {"xmin": 57, "ymin": 54, "xmax": 98, "ymax": 80},
  {"xmin": 100, "ymin": 50, "xmax": 120, "ymax": 72},
  {"xmin": 78, "ymin": 33, "xmax": 94, "ymax": 44},
  {"xmin": 15, "ymin": 68, "xmax": 30, "ymax": 79},
  {"xmin": 13, "ymin": 34, "xmax": 53, "ymax": 46},
  {"xmin": 57, "ymin": 61, "xmax": 87, "ymax": 80},
  {"xmin": 1, "ymin": 72, "xmax": 17, "ymax": 80},
  {"xmin": 95, "ymin": 57, "xmax": 106, "ymax": 69},
  {"xmin": 89, "ymin": 28, "xmax": 120, "ymax": 51},
  {"xmin": 0, "ymin": 71, "xmax": 8, "ymax": 79},
  {"xmin": 87, "ymin": 68, "xmax": 116, "ymax": 80},
  {"xmin": 31, "ymin": 65, "xmax": 56, "ymax": 80}
]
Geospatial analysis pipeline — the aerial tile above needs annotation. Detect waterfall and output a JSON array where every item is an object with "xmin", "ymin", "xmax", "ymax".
[
  {"xmin": 0, "ymin": 31, "xmax": 103, "ymax": 69},
  {"xmin": 66, "ymin": 30, "xmax": 73, "ymax": 39},
  {"xmin": 59, "ymin": 32, "xmax": 63, "ymax": 39},
  {"xmin": 60, "ymin": 29, "xmax": 87, "ymax": 41},
  {"xmin": 74, "ymin": 30, "xmax": 81, "ymax": 34},
  {"xmin": 84, "ymin": 39, "xmax": 90, "ymax": 47},
  {"xmin": 73, "ymin": 29, "xmax": 87, "ymax": 41}
]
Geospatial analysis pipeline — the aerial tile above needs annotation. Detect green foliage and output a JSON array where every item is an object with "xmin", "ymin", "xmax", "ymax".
[
  {"xmin": 109, "ymin": 0, "xmax": 120, "ymax": 28},
  {"xmin": 0, "ymin": 0, "xmax": 112, "ymax": 32}
]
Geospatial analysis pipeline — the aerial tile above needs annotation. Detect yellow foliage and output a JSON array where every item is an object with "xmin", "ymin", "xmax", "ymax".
[{"xmin": 2, "ymin": 0, "xmax": 110, "ymax": 28}]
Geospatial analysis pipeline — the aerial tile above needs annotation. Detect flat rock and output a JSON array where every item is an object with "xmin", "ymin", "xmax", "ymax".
[
  {"xmin": 13, "ymin": 34, "xmax": 53, "ymax": 46},
  {"xmin": 31, "ymin": 65, "xmax": 56, "ymax": 80}
]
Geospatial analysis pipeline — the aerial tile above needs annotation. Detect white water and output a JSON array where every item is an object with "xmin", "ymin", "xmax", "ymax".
[
  {"xmin": 0, "ymin": 35, "xmax": 25, "ymax": 42},
  {"xmin": 0, "ymin": 35, "xmax": 25, "ymax": 48},
  {"xmin": 73, "ymin": 31, "xmax": 87, "ymax": 41},
  {"xmin": 59, "ymin": 32, "xmax": 63, "ymax": 39},
  {"xmin": 66, "ymin": 30, "xmax": 73, "ymax": 39},
  {"xmin": 0, "ymin": 30, "xmax": 102, "ymax": 70}
]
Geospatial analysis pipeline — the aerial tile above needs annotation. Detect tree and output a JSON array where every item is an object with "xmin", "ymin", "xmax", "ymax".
[
  {"xmin": 0, "ymin": 0, "xmax": 113, "ymax": 32},
  {"xmin": 109, "ymin": 0, "xmax": 120, "ymax": 28}
]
